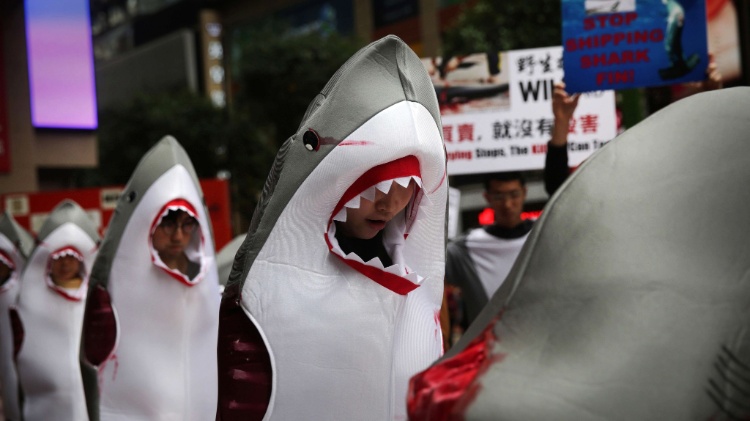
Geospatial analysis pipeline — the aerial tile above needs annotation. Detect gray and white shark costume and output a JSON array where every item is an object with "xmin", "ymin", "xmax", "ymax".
[
  {"xmin": 217, "ymin": 35, "xmax": 447, "ymax": 421},
  {"xmin": 13, "ymin": 200, "xmax": 99, "ymax": 421},
  {"xmin": 408, "ymin": 88, "xmax": 750, "ymax": 420},
  {"xmin": 0, "ymin": 211, "xmax": 33, "ymax": 421},
  {"xmin": 80, "ymin": 136, "xmax": 220, "ymax": 421}
]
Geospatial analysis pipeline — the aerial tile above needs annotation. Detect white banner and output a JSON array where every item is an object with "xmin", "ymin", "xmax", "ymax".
[{"xmin": 423, "ymin": 46, "xmax": 617, "ymax": 175}]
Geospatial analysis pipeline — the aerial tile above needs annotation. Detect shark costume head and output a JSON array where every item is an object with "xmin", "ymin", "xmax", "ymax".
[
  {"xmin": 0, "ymin": 211, "xmax": 33, "ymax": 421},
  {"xmin": 407, "ymin": 87, "xmax": 750, "ymax": 420},
  {"xmin": 216, "ymin": 35, "xmax": 447, "ymax": 421},
  {"xmin": 13, "ymin": 200, "xmax": 99, "ymax": 421},
  {"xmin": 80, "ymin": 136, "xmax": 219, "ymax": 421}
]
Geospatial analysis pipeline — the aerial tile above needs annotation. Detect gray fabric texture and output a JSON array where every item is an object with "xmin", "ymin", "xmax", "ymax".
[
  {"xmin": 435, "ymin": 87, "xmax": 750, "ymax": 420},
  {"xmin": 0, "ymin": 211, "xmax": 34, "ymax": 259},
  {"xmin": 35, "ymin": 200, "xmax": 99, "ymax": 246},
  {"xmin": 445, "ymin": 236, "xmax": 488, "ymax": 325}
]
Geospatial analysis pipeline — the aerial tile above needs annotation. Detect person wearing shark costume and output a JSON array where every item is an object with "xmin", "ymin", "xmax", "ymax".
[
  {"xmin": 80, "ymin": 136, "xmax": 220, "ymax": 421},
  {"xmin": 407, "ymin": 87, "xmax": 750, "ymax": 420},
  {"xmin": 0, "ymin": 211, "xmax": 34, "ymax": 421},
  {"xmin": 216, "ymin": 35, "xmax": 448, "ymax": 421},
  {"xmin": 12, "ymin": 200, "xmax": 99, "ymax": 421}
]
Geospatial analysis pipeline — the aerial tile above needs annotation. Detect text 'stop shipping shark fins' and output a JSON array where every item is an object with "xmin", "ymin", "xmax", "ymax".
[{"xmin": 408, "ymin": 87, "xmax": 750, "ymax": 420}]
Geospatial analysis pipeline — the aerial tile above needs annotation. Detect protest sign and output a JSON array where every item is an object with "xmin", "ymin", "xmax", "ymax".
[
  {"xmin": 562, "ymin": 0, "xmax": 708, "ymax": 92},
  {"xmin": 422, "ymin": 46, "xmax": 617, "ymax": 176}
]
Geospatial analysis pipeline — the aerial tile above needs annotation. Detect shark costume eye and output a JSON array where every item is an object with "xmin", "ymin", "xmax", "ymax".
[
  {"xmin": 126, "ymin": 191, "xmax": 137, "ymax": 203},
  {"xmin": 302, "ymin": 129, "xmax": 320, "ymax": 151}
]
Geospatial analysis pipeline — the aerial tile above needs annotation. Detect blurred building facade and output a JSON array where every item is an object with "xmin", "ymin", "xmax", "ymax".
[
  {"xmin": 1, "ymin": 0, "xmax": 747, "ymax": 230},
  {"xmin": 0, "ymin": 0, "xmax": 467, "ymax": 194},
  {"xmin": 1, "ymin": 0, "xmax": 98, "ymax": 194}
]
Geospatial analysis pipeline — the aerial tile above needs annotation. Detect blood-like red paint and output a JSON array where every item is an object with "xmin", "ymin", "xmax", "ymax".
[
  {"xmin": 407, "ymin": 319, "xmax": 504, "ymax": 421},
  {"xmin": 216, "ymin": 283, "xmax": 272, "ymax": 421},
  {"xmin": 82, "ymin": 284, "xmax": 117, "ymax": 366}
]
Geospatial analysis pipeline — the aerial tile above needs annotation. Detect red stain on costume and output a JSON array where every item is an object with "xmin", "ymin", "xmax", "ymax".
[
  {"xmin": 216, "ymin": 283, "xmax": 272, "ymax": 421},
  {"xmin": 407, "ymin": 318, "xmax": 504, "ymax": 421},
  {"xmin": 82, "ymin": 284, "xmax": 118, "ymax": 367},
  {"xmin": 338, "ymin": 140, "xmax": 374, "ymax": 146},
  {"xmin": 433, "ymin": 310, "xmax": 441, "ymax": 343}
]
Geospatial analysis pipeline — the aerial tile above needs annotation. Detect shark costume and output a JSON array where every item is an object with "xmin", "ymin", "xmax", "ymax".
[
  {"xmin": 217, "ymin": 35, "xmax": 447, "ymax": 421},
  {"xmin": 80, "ymin": 136, "xmax": 220, "ymax": 421},
  {"xmin": 0, "ymin": 211, "xmax": 34, "ymax": 421},
  {"xmin": 13, "ymin": 200, "xmax": 99, "ymax": 421},
  {"xmin": 407, "ymin": 87, "xmax": 750, "ymax": 420}
]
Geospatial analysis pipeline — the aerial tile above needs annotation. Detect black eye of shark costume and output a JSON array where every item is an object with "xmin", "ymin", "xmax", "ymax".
[
  {"xmin": 13, "ymin": 200, "xmax": 99, "ymax": 421},
  {"xmin": 0, "ymin": 211, "xmax": 33, "ymax": 421},
  {"xmin": 217, "ymin": 35, "xmax": 447, "ymax": 421},
  {"xmin": 407, "ymin": 87, "xmax": 750, "ymax": 420},
  {"xmin": 80, "ymin": 136, "xmax": 220, "ymax": 421}
]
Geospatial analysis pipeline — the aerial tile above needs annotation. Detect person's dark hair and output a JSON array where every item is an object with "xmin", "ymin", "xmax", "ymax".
[
  {"xmin": 483, "ymin": 171, "xmax": 526, "ymax": 191},
  {"xmin": 161, "ymin": 209, "xmax": 187, "ymax": 222}
]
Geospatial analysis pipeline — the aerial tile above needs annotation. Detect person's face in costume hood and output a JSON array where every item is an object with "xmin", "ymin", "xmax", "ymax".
[
  {"xmin": 336, "ymin": 178, "xmax": 416, "ymax": 240},
  {"xmin": 151, "ymin": 209, "xmax": 199, "ymax": 266},
  {"xmin": 50, "ymin": 254, "xmax": 82, "ymax": 285},
  {"xmin": 46, "ymin": 246, "xmax": 86, "ymax": 292}
]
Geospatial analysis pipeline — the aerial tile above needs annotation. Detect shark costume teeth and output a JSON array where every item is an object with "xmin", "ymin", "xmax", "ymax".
[
  {"xmin": 14, "ymin": 200, "xmax": 100, "ymax": 421},
  {"xmin": 326, "ymin": 158, "xmax": 430, "ymax": 293},
  {"xmin": 217, "ymin": 35, "xmax": 447, "ymax": 421},
  {"xmin": 408, "ymin": 87, "xmax": 750, "ymax": 420},
  {"xmin": 81, "ymin": 136, "xmax": 219, "ymax": 421},
  {"xmin": 0, "ymin": 211, "xmax": 33, "ymax": 421}
]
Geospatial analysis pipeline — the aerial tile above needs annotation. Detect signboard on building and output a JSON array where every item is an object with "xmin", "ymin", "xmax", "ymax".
[
  {"xmin": 422, "ymin": 46, "xmax": 617, "ymax": 176},
  {"xmin": 25, "ymin": 0, "xmax": 98, "ymax": 129},
  {"xmin": 562, "ymin": 0, "xmax": 708, "ymax": 92}
]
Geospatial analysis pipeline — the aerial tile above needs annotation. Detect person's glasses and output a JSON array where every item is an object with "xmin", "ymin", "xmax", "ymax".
[
  {"xmin": 487, "ymin": 190, "xmax": 523, "ymax": 202},
  {"xmin": 158, "ymin": 218, "xmax": 198, "ymax": 235}
]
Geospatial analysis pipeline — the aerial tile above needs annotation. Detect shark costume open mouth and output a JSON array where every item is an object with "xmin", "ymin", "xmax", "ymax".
[
  {"xmin": 45, "ymin": 246, "xmax": 88, "ymax": 301},
  {"xmin": 326, "ymin": 155, "xmax": 430, "ymax": 294},
  {"xmin": 148, "ymin": 198, "xmax": 207, "ymax": 286}
]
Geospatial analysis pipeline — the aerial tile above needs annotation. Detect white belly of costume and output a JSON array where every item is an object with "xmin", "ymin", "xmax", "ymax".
[
  {"xmin": 16, "ymin": 224, "xmax": 96, "ymax": 421},
  {"xmin": 96, "ymin": 166, "xmax": 220, "ymax": 421},
  {"xmin": 244, "ymin": 195, "xmax": 444, "ymax": 421}
]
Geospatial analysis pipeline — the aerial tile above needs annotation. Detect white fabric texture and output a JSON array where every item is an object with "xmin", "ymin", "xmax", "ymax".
[
  {"xmin": 465, "ymin": 228, "xmax": 530, "ymax": 298},
  {"xmin": 96, "ymin": 165, "xmax": 219, "ymax": 421},
  {"xmin": 15, "ymin": 222, "xmax": 98, "ymax": 421},
  {"xmin": 242, "ymin": 100, "xmax": 447, "ymax": 421}
]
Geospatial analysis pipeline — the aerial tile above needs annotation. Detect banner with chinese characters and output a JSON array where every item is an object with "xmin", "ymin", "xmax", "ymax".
[
  {"xmin": 562, "ymin": 0, "xmax": 708, "ymax": 93},
  {"xmin": 422, "ymin": 46, "xmax": 617, "ymax": 175}
]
